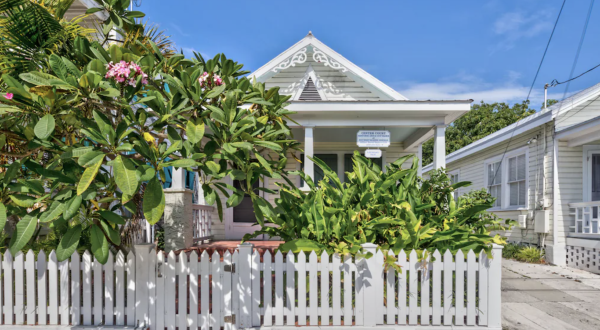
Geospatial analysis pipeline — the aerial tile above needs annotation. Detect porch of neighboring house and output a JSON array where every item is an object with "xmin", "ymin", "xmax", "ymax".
[{"xmin": 554, "ymin": 114, "xmax": 600, "ymax": 273}]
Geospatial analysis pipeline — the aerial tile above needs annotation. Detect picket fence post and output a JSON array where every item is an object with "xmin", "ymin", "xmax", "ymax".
[
  {"xmin": 238, "ymin": 243, "xmax": 253, "ymax": 328},
  {"xmin": 134, "ymin": 243, "xmax": 155, "ymax": 328},
  {"xmin": 361, "ymin": 243, "xmax": 382, "ymax": 327},
  {"xmin": 488, "ymin": 244, "xmax": 504, "ymax": 329}
]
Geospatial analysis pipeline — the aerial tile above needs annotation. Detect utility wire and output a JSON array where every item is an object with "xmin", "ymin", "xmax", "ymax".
[
  {"xmin": 550, "ymin": 62, "xmax": 600, "ymax": 87},
  {"xmin": 554, "ymin": 0, "xmax": 596, "ymax": 128},
  {"xmin": 526, "ymin": 0, "xmax": 568, "ymax": 101},
  {"xmin": 489, "ymin": 0, "xmax": 566, "ymax": 187}
]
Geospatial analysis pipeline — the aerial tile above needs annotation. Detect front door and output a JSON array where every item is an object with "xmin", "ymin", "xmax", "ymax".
[{"xmin": 225, "ymin": 176, "xmax": 267, "ymax": 240}]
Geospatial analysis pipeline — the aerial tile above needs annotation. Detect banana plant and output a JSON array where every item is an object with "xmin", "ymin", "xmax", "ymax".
[{"xmin": 245, "ymin": 151, "xmax": 513, "ymax": 260}]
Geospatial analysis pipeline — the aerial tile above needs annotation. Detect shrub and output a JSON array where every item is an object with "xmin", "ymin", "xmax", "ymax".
[
  {"xmin": 516, "ymin": 246, "xmax": 544, "ymax": 263},
  {"xmin": 244, "ymin": 152, "xmax": 513, "ymax": 258},
  {"xmin": 0, "ymin": 0, "xmax": 298, "ymax": 263}
]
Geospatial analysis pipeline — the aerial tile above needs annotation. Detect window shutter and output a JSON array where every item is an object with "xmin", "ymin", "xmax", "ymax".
[{"xmin": 163, "ymin": 166, "xmax": 173, "ymax": 188}]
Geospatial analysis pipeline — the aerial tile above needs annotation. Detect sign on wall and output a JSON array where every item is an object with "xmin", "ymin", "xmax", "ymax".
[
  {"xmin": 365, "ymin": 149, "xmax": 382, "ymax": 158},
  {"xmin": 357, "ymin": 130, "xmax": 390, "ymax": 148}
]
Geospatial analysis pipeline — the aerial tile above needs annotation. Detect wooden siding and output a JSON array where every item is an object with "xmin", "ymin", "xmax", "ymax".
[
  {"xmin": 265, "ymin": 59, "xmax": 383, "ymax": 101},
  {"xmin": 554, "ymin": 141, "xmax": 583, "ymax": 244},
  {"xmin": 555, "ymin": 98, "xmax": 600, "ymax": 131},
  {"xmin": 442, "ymin": 123, "xmax": 554, "ymax": 245}
]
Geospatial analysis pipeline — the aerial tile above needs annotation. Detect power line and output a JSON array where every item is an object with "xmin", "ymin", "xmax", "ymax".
[
  {"xmin": 526, "ymin": 0, "xmax": 568, "ymax": 101},
  {"xmin": 490, "ymin": 0, "xmax": 566, "ymax": 186},
  {"xmin": 555, "ymin": 0, "xmax": 596, "ymax": 127},
  {"xmin": 550, "ymin": 62, "xmax": 600, "ymax": 87}
]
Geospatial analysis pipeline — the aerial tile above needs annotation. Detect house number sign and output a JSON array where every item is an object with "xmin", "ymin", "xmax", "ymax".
[{"xmin": 357, "ymin": 130, "xmax": 390, "ymax": 148}]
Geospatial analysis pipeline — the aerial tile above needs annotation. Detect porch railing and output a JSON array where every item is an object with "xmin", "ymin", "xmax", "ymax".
[
  {"xmin": 569, "ymin": 201, "xmax": 600, "ymax": 234},
  {"xmin": 193, "ymin": 204, "xmax": 214, "ymax": 243}
]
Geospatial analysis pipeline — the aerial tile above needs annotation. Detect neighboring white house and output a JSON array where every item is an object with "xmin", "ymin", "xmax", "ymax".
[
  {"xmin": 424, "ymin": 82, "xmax": 600, "ymax": 273},
  {"xmin": 162, "ymin": 32, "xmax": 472, "ymax": 247}
]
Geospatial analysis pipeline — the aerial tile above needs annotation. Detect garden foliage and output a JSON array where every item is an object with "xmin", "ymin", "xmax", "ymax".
[
  {"xmin": 244, "ymin": 152, "xmax": 513, "ymax": 259},
  {"xmin": 0, "ymin": 0, "xmax": 298, "ymax": 263}
]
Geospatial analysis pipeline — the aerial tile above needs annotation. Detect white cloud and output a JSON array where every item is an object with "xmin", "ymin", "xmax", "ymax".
[
  {"xmin": 492, "ymin": 10, "xmax": 553, "ymax": 51},
  {"xmin": 396, "ymin": 72, "xmax": 566, "ymax": 110},
  {"xmin": 169, "ymin": 23, "xmax": 190, "ymax": 37}
]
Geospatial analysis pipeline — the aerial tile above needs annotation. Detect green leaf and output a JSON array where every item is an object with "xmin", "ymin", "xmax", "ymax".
[
  {"xmin": 98, "ymin": 210, "xmax": 126, "ymax": 225},
  {"xmin": 78, "ymin": 151, "xmax": 104, "ymax": 167},
  {"xmin": 99, "ymin": 219, "xmax": 121, "ymax": 245},
  {"xmin": 39, "ymin": 202, "xmax": 65, "ymax": 223},
  {"xmin": 205, "ymin": 84, "xmax": 226, "ymax": 98},
  {"xmin": 278, "ymin": 239, "xmax": 325, "ymax": 254},
  {"xmin": 226, "ymin": 190, "xmax": 244, "ymax": 208},
  {"xmin": 77, "ymin": 158, "xmax": 103, "ymax": 195},
  {"xmin": 56, "ymin": 225, "xmax": 82, "ymax": 261},
  {"xmin": 49, "ymin": 54, "xmax": 68, "ymax": 80},
  {"xmin": 186, "ymin": 119, "xmax": 205, "ymax": 144},
  {"xmin": 9, "ymin": 213, "xmax": 38, "ymax": 255},
  {"xmin": 0, "ymin": 204, "xmax": 6, "ymax": 231},
  {"xmin": 90, "ymin": 224, "xmax": 109, "ymax": 264},
  {"xmin": 34, "ymin": 114, "xmax": 55, "ymax": 140},
  {"xmin": 253, "ymin": 141, "xmax": 282, "ymax": 151},
  {"xmin": 63, "ymin": 195, "xmax": 82, "ymax": 220},
  {"xmin": 143, "ymin": 177, "xmax": 165, "ymax": 225},
  {"xmin": 163, "ymin": 159, "xmax": 197, "ymax": 168},
  {"xmin": 109, "ymin": 44, "xmax": 123, "ymax": 63},
  {"xmin": 9, "ymin": 194, "xmax": 36, "ymax": 208},
  {"xmin": 113, "ymin": 155, "xmax": 138, "ymax": 201},
  {"xmin": 18, "ymin": 72, "xmax": 58, "ymax": 86}
]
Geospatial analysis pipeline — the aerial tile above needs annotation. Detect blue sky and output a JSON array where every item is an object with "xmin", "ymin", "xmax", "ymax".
[{"xmin": 141, "ymin": 0, "xmax": 600, "ymax": 111}]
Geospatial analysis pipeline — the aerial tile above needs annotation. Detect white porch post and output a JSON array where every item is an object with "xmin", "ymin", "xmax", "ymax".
[
  {"xmin": 304, "ymin": 126, "xmax": 315, "ymax": 188},
  {"xmin": 163, "ymin": 167, "xmax": 194, "ymax": 252},
  {"xmin": 432, "ymin": 125, "xmax": 446, "ymax": 170}
]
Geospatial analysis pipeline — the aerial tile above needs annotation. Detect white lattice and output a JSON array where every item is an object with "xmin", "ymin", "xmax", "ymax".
[{"xmin": 566, "ymin": 245, "xmax": 600, "ymax": 274}]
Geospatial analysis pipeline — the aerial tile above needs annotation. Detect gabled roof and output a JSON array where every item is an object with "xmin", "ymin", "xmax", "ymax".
[
  {"xmin": 249, "ymin": 32, "xmax": 407, "ymax": 101},
  {"xmin": 423, "ymin": 81, "xmax": 600, "ymax": 173}
]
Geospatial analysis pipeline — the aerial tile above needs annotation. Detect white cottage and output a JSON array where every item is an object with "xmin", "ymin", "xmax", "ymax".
[
  {"xmin": 423, "ymin": 82, "xmax": 600, "ymax": 272},
  {"xmin": 164, "ymin": 32, "xmax": 471, "ymax": 246}
]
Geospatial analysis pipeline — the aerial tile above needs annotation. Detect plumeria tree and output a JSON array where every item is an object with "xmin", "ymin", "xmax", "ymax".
[{"xmin": 0, "ymin": 0, "xmax": 299, "ymax": 263}]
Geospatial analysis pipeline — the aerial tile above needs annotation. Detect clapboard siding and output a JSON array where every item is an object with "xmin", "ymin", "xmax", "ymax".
[
  {"xmin": 555, "ymin": 141, "xmax": 583, "ymax": 244},
  {"xmin": 442, "ymin": 123, "xmax": 554, "ymax": 245},
  {"xmin": 264, "ymin": 58, "xmax": 383, "ymax": 101},
  {"xmin": 555, "ymin": 99, "xmax": 600, "ymax": 131}
]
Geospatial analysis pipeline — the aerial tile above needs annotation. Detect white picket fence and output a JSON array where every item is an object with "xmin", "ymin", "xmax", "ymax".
[{"xmin": 0, "ymin": 243, "xmax": 503, "ymax": 329}]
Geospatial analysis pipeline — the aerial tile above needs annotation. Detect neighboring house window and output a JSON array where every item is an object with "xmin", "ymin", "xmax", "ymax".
[
  {"xmin": 508, "ymin": 154, "xmax": 527, "ymax": 207},
  {"xmin": 449, "ymin": 170, "xmax": 460, "ymax": 201},
  {"xmin": 484, "ymin": 146, "xmax": 529, "ymax": 209},
  {"xmin": 591, "ymin": 154, "xmax": 600, "ymax": 201},
  {"xmin": 486, "ymin": 162, "xmax": 502, "ymax": 208}
]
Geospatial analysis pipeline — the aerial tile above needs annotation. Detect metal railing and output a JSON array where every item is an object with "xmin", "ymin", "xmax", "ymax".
[{"xmin": 569, "ymin": 201, "xmax": 600, "ymax": 234}]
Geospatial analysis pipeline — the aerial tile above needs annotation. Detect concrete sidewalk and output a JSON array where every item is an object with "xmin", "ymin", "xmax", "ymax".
[{"xmin": 502, "ymin": 258, "xmax": 600, "ymax": 329}]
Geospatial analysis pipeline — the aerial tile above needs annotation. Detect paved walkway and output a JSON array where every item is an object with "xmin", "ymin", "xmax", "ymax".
[{"xmin": 502, "ymin": 258, "xmax": 600, "ymax": 329}]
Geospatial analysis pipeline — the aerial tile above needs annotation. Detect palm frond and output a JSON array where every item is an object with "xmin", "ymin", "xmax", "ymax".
[{"xmin": 120, "ymin": 20, "xmax": 176, "ymax": 57}]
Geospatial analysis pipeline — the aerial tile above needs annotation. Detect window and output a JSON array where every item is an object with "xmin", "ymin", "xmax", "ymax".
[
  {"xmin": 484, "ymin": 147, "xmax": 528, "ymax": 210},
  {"xmin": 508, "ymin": 154, "xmax": 527, "ymax": 206},
  {"xmin": 449, "ymin": 170, "xmax": 460, "ymax": 202},
  {"xmin": 592, "ymin": 154, "xmax": 600, "ymax": 201},
  {"xmin": 487, "ymin": 162, "xmax": 502, "ymax": 208}
]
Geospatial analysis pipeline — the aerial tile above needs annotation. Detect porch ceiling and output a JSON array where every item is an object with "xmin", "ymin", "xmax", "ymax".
[{"xmin": 291, "ymin": 127, "xmax": 419, "ymax": 143}]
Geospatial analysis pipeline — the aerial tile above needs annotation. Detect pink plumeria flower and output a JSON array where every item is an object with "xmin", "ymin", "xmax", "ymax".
[{"xmin": 4, "ymin": 93, "xmax": 13, "ymax": 100}]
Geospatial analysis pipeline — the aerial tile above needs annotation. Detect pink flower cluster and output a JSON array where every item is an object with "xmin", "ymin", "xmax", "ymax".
[
  {"xmin": 198, "ymin": 72, "xmax": 223, "ymax": 88},
  {"xmin": 4, "ymin": 93, "xmax": 13, "ymax": 100},
  {"xmin": 105, "ymin": 61, "xmax": 148, "ymax": 86}
]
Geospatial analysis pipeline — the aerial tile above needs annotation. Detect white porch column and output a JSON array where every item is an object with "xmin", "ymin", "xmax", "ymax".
[
  {"xmin": 432, "ymin": 125, "xmax": 446, "ymax": 170},
  {"xmin": 163, "ymin": 167, "xmax": 194, "ymax": 252},
  {"xmin": 304, "ymin": 126, "xmax": 315, "ymax": 188}
]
